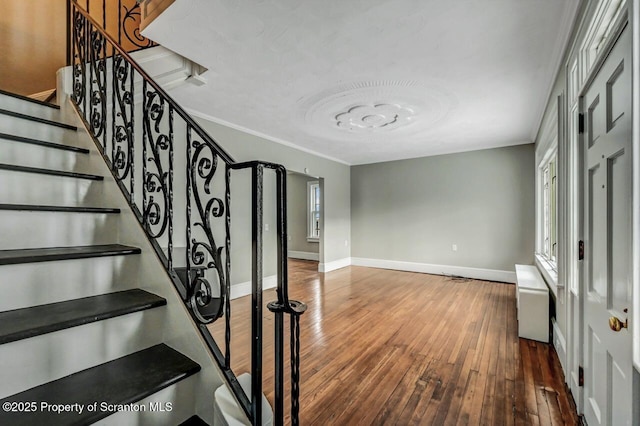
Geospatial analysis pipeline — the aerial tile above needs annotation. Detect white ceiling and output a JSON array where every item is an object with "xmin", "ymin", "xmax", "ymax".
[{"xmin": 143, "ymin": 0, "xmax": 580, "ymax": 165}]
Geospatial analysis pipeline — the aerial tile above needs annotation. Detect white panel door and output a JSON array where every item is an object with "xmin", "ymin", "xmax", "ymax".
[{"xmin": 582, "ymin": 23, "xmax": 632, "ymax": 426}]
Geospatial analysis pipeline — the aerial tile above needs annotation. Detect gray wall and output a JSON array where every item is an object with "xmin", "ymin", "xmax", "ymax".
[
  {"xmin": 192, "ymin": 118, "xmax": 351, "ymax": 284},
  {"xmin": 350, "ymin": 144, "xmax": 535, "ymax": 272},
  {"xmin": 287, "ymin": 172, "xmax": 320, "ymax": 255}
]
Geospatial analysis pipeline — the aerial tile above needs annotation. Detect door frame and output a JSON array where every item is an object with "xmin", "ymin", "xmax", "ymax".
[
  {"xmin": 631, "ymin": 0, "xmax": 640, "ymax": 375},
  {"xmin": 572, "ymin": 4, "xmax": 635, "ymax": 417}
]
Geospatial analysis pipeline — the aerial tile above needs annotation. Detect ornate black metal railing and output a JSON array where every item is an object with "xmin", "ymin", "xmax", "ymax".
[
  {"xmin": 68, "ymin": 1, "xmax": 306, "ymax": 424},
  {"xmin": 67, "ymin": 0, "xmax": 155, "ymax": 66}
]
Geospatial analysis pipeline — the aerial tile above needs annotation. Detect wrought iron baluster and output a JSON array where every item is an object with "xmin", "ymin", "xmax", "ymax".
[
  {"xmin": 167, "ymin": 105, "xmax": 174, "ymax": 269},
  {"xmin": 142, "ymin": 79, "xmax": 149, "ymax": 233},
  {"xmin": 122, "ymin": 1, "xmax": 155, "ymax": 50},
  {"xmin": 269, "ymin": 167, "xmax": 288, "ymax": 425},
  {"xmin": 89, "ymin": 27, "xmax": 106, "ymax": 151},
  {"xmin": 129, "ymin": 62, "xmax": 135, "ymax": 200},
  {"xmin": 186, "ymin": 124, "xmax": 193, "ymax": 299},
  {"xmin": 267, "ymin": 167, "xmax": 307, "ymax": 426},
  {"xmin": 118, "ymin": 0, "xmax": 123, "ymax": 46},
  {"xmin": 186, "ymin": 128, "xmax": 227, "ymax": 324},
  {"xmin": 251, "ymin": 164, "xmax": 264, "ymax": 424},
  {"xmin": 289, "ymin": 312, "xmax": 303, "ymax": 426},
  {"xmin": 112, "ymin": 53, "xmax": 135, "ymax": 197},
  {"xmin": 72, "ymin": 10, "xmax": 86, "ymax": 116},
  {"xmin": 84, "ymin": 14, "xmax": 89, "ymax": 120},
  {"xmin": 142, "ymin": 86, "xmax": 172, "ymax": 255},
  {"xmin": 111, "ymin": 48, "xmax": 116, "ymax": 172},
  {"xmin": 225, "ymin": 163, "xmax": 232, "ymax": 369}
]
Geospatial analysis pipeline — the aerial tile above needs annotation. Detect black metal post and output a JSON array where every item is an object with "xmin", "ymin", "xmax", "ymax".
[
  {"xmin": 167, "ymin": 105, "xmax": 174, "ymax": 270},
  {"xmin": 118, "ymin": 0, "xmax": 123, "ymax": 46},
  {"xmin": 128, "ymin": 62, "xmax": 135, "ymax": 199},
  {"xmin": 141, "ymin": 79, "xmax": 148, "ymax": 231},
  {"xmin": 186, "ymin": 124, "xmax": 193, "ymax": 299},
  {"xmin": 225, "ymin": 164, "xmax": 232, "ymax": 369},
  {"xmin": 83, "ymin": 16, "xmax": 89, "ymax": 120},
  {"xmin": 274, "ymin": 168, "xmax": 287, "ymax": 425},
  {"xmin": 66, "ymin": 0, "xmax": 72, "ymax": 66},
  {"xmin": 251, "ymin": 165, "xmax": 264, "ymax": 424}
]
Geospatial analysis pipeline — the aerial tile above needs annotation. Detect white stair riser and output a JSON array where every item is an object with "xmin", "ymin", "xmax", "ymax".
[
  {"xmin": 0, "ymin": 115, "xmax": 81, "ymax": 146},
  {"xmin": 0, "ymin": 211, "xmax": 119, "ymax": 250},
  {"xmin": 0, "ymin": 95, "xmax": 64, "ymax": 122},
  {"xmin": 0, "ymin": 140, "xmax": 91, "ymax": 172},
  {"xmin": 0, "ymin": 170, "xmax": 104, "ymax": 205},
  {"xmin": 95, "ymin": 375, "xmax": 200, "ymax": 426},
  {"xmin": 0, "ymin": 256, "xmax": 140, "ymax": 311},
  {"xmin": 0, "ymin": 308, "xmax": 165, "ymax": 399}
]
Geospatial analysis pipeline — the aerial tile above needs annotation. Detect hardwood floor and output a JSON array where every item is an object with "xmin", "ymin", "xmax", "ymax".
[{"xmin": 208, "ymin": 259, "xmax": 579, "ymax": 425}]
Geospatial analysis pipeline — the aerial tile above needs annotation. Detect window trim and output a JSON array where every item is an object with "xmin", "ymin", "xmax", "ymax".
[
  {"xmin": 307, "ymin": 181, "xmax": 320, "ymax": 243},
  {"xmin": 535, "ymin": 93, "xmax": 559, "ymax": 282},
  {"xmin": 537, "ymin": 148, "xmax": 558, "ymax": 268},
  {"xmin": 542, "ymin": 154, "xmax": 558, "ymax": 263}
]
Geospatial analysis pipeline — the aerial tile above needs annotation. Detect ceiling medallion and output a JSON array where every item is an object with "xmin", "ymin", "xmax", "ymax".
[
  {"xmin": 335, "ymin": 104, "xmax": 414, "ymax": 132},
  {"xmin": 298, "ymin": 80, "xmax": 455, "ymax": 142}
]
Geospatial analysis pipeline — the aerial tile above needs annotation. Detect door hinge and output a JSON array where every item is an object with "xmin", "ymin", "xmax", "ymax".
[
  {"xmin": 579, "ymin": 365, "xmax": 584, "ymax": 386},
  {"xmin": 578, "ymin": 240, "xmax": 584, "ymax": 260},
  {"xmin": 578, "ymin": 113, "xmax": 585, "ymax": 134}
]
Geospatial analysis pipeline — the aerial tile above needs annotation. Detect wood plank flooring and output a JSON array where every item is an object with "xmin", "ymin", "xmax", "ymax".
[{"xmin": 208, "ymin": 260, "xmax": 579, "ymax": 425}]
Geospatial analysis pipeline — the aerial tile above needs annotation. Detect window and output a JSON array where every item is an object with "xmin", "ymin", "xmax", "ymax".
[
  {"xmin": 580, "ymin": 0, "xmax": 625, "ymax": 81},
  {"xmin": 541, "ymin": 155, "xmax": 558, "ymax": 263},
  {"xmin": 307, "ymin": 181, "xmax": 320, "ymax": 241}
]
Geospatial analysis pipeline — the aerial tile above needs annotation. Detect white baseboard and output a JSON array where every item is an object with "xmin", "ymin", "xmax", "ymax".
[
  {"xmin": 552, "ymin": 318, "xmax": 567, "ymax": 373},
  {"xmin": 319, "ymin": 257, "xmax": 352, "ymax": 273},
  {"xmin": 230, "ymin": 275, "xmax": 277, "ymax": 300},
  {"xmin": 288, "ymin": 251, "xmax": 319, "ymax": 261},
  {"xmin": 350, "ymin": 257, "xmax": 516, "ymax": 283}
]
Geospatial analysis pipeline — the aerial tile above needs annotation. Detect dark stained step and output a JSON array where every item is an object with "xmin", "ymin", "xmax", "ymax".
[
  {"xmin": 0, "ymin": 163, "xmax": 103, "ymax": 181},
  {"xmin": 0, "ymin": 244, "xmax": 141, "ymax": 265},
  {"xmin": 0, "ymin": 89, "xmax": 60, "ymax": 109},
  {"xmin": 179, "ymin": 415, "xmax": 210, "ymax": 426},
  {"xmin": 0, "ymin": 204, "xmax": 120, "ymax": 214},
  {"xmin": 0, "ymin": 132, "xmax": 89, "ymax": 153},
  {"xmin": 0, "ymin": 108, "xmax": 75, "ymax": 130},
  {"xmin": 0, "ymin": 289, "xmax": 166, "ymax": 344},
  {"xmin": 0, "ymin": 344, "xmax": 201, "ymax": 426}
]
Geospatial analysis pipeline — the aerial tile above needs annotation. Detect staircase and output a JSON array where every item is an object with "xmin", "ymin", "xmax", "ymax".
[
  {"xmin": 0, "ymin": 1, "xmax": 308, "ymax": 423},
  {"xmin": 0, "ymin": 91, "xmax": 214, "ymax": 424}
]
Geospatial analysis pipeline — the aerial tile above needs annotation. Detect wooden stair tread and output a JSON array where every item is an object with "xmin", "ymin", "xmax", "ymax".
[
  {"xmin": 0, "ymin": 108, "xmax": 76, "ymax": 130},
  {"xmin": 0, "ymin": 344, "xmax": 201, "ymax": 426},
  {"xmin": 0, "ymin": 204, "xmax": 120, "ymax": 214},
  {"xmin": 0, "ymin": 244, "xmax": 141, "ymax": 265},
  {"xmin": 0, "ymin": 289, "xmax": 166, "ymax": 344},
  {"xmin": 0, "ymin": 163, "xmax": 103, "ymax": 181},
  {"xmin": 0, "ymin": 132, "xmax": 89, "ymax": 153},
  {"xmin": 0, "ymin": 89, "xmax": 60, "ymax": 110}
]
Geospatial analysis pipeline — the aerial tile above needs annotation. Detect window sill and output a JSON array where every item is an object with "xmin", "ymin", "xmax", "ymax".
[
  {"xmin": 535, "ymin": 253, "xmax": 558, "ymax": 297},
  {"xmin": 307, "ymin": 237, "xmax": 319, "ymax": 243}
]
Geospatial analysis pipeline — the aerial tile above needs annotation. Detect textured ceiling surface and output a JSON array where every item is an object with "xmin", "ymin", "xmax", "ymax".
[{"xmin": 143, "ymin": 0, "xmax": 579, "ymax": 165}]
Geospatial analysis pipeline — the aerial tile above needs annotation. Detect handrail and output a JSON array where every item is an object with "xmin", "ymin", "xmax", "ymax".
[{"xmin": 68, "ymin": 1, "xmax": 305, "ymax": 424}]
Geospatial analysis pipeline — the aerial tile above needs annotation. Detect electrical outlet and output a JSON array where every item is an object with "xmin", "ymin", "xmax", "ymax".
[
  {"xmin": 264, "ymin": 223, "xmax": 270, "ymax": 231},
  {"xmin": 288, "ymin": 236, "xmax": 292, "ymax": 241},
  {"xmin": 344, "ymin": 240, "xmax": 348, "ymax": 247},
  {"xmin": 452, "ymin": 244, "xmax": 457, "ymax": 252}
]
